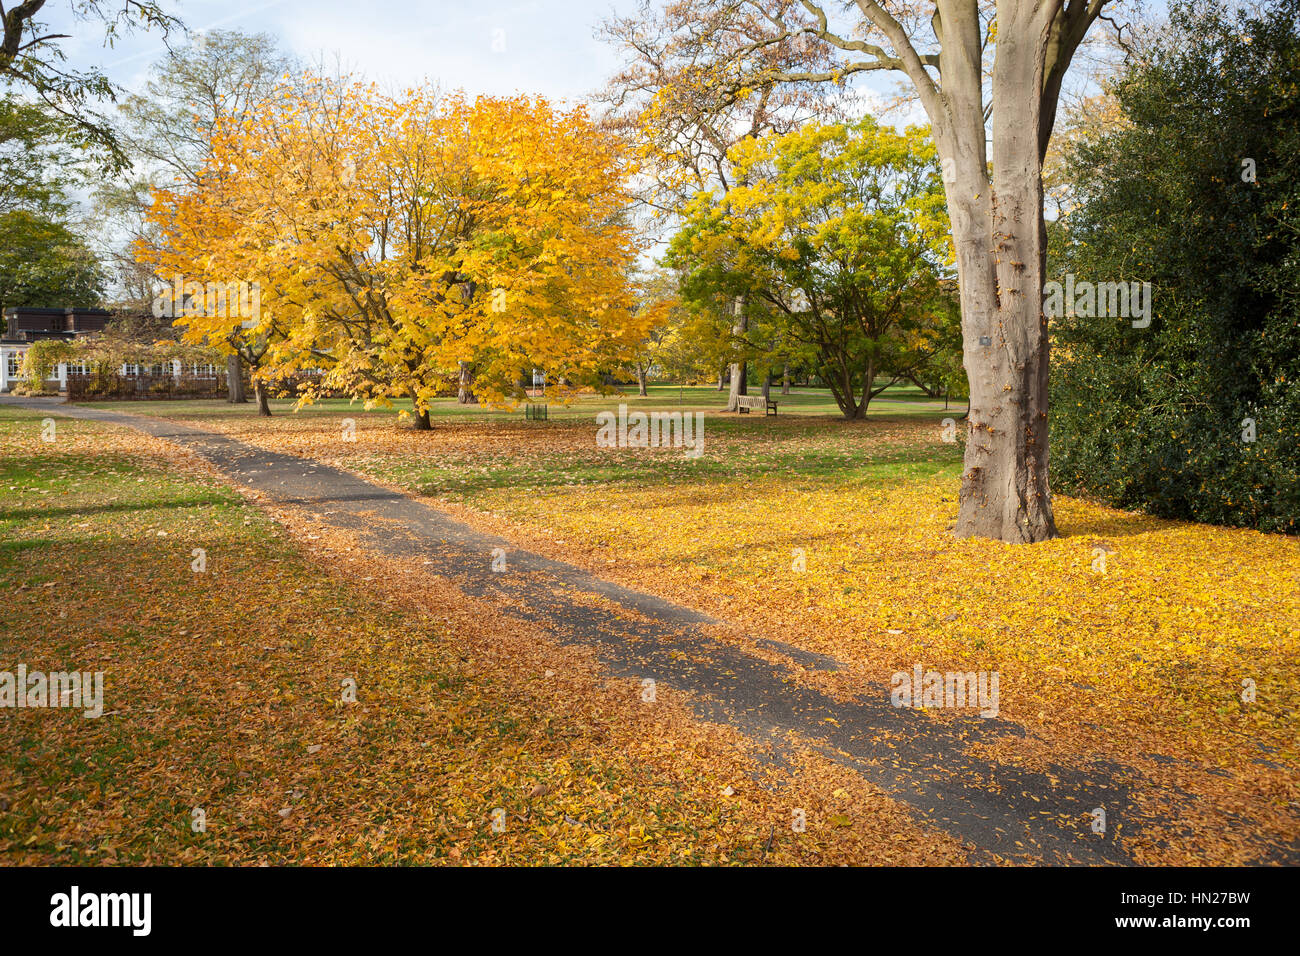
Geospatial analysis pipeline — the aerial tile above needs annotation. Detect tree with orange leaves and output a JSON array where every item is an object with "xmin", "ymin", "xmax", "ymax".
[{"xmin": 141, "ymin": 77, "xmax": 651, "ymax": 425}]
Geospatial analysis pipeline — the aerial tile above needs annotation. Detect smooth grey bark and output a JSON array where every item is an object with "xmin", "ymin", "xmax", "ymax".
[
  {"xmin": 937, "ymin": 1, "xmax": 1059, "ymax": 543},
  {"xmin": 726, "ymin": 357, "xmax": 748, "ymax": 408},
  {"xmin": 725, "ymin": 297, "xmax": 748, "ymax": 411},
  {"xmin": 226, "ymin": 354, "xmax": 247, "ymax": 403}
]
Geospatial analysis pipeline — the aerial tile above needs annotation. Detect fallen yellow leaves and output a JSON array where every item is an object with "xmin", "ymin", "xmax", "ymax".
[
  {"xmin": 0, "ymin": 407, "xmax": 973, "ymax": 865},
  {"xmin": 176, "ymin": 408, "xmax": 1300, "ymax": 865}
]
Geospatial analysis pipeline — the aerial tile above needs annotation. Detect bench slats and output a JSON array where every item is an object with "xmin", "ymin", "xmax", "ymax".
[{"xmin": 735, "ymin": 395, "xmax": 778, "ymax": 416}]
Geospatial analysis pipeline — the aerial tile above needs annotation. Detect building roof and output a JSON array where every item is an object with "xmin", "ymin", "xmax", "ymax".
[
  {"xmin": 1, "ymin": 307, "xmax": 112, "ymax": 317},
  {"xmin": 2, "ymin": 307, "xmax": 112, "ymax": 344}
]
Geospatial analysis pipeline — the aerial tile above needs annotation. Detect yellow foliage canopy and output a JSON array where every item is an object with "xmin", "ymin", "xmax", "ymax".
[{"xmin": 140, "ymin": 79, "xmax": 653, "ymax": 412}]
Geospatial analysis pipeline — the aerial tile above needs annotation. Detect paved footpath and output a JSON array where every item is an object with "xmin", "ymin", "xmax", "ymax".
[{"xmin": 6, "ymin": 395, "xmax": 1293, "ymax": 864}]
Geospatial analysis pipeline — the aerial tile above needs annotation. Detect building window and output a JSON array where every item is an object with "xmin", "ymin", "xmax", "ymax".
[
  {"xmin": 123, "ymin": 362, "xmax": 138, "ymax": 376},
  {"xmin": 6, "ymin": 353, "xmax": 23, "ymax": 378}
]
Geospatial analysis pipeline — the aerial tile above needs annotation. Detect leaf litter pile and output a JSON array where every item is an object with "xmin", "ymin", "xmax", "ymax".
[
  {"xmin": 0, "ymin": 407, "xmax": 969, "ymax": 864},
  {"xmin": 172, "ymin": 404, "xmax": 1300, "ymax": 865}
]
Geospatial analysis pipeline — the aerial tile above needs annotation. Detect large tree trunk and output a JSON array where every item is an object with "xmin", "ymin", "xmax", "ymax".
[
  {"xmin": 226, "ymin": 354, "xmax": 247, "ymax": 403},
  {"xmin": 781, "ymin": 361, "xmax": 790, "ymax": 396},
  {"xmin": 254, "ymin": 381, "xmax": 271, "ymax": 417},
  {"xmin": 457, "ymin": 362, "xmax": 475, "ymax": 404},
  {"xmin": 716, "ymin": 365, "xmax": 726, "ymax": 390},
  {"xmin": 635, "ymin": 362, "xmax": 648, "ymax": 396},
  {"xmin": 826, "ymin": 358, "xmax": 864, "ymax": 420},
  {"xmin": 845, "ymin": 361, "xmax": 873, "ymax": 420},
  {"xmin": 659, "ymin": 0, "xmax": 1101, "ymax": 541},
  {"xmin": 725, "ymin": 297, "xmax": 748, "ymax": 410},
  {"xmin": 726, "ymin": 360, "xmax": 748, "ymax": 409},
  {"xmin": 940, "ymin": 7, "xmax": 1057, "ymax": 544}
]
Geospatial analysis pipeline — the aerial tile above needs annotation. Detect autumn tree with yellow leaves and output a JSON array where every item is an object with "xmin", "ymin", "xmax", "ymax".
[
  {"xmin": 597, "ymin": 2, "xmax": 838, "ymax": 410},
  {"xmin": 141, "ymin": 77, "xmax": 650, "ymax": 424},
  {"xmin": 667, "ymin": 117, "xmax": 955, "ymax": 418}
]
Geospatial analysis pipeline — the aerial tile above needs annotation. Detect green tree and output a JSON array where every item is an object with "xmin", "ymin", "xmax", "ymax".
[
  {"xmin": 0, "ymin": 90, "xmax": 105, "ymax": 318},
  {"xmin": 0, "ymin": 96, "xmax": 82, "ymax": 215},
  {"xmin": 0, "ymin": 0, "xmax": 179, "ymax": 170},
  {"xmin": 667, "ymin": 117, "xmax": 953, "ymax": 419},
  {"xmin": 0, "ymin": 209, "xmax": 105, "ymax": 311},
  {"xmin": 902, "ymin": 280, "xmax": 965, "ymax": 403},
  {"xmin": 1051, "ymin": 0, "xmax": 1300, "ymax": 533}
]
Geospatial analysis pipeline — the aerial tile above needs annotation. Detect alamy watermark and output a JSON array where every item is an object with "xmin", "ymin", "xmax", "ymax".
[
  {"xmin": 152, "ymin": 275, "xmax": 261, "ymax": 321},
  {"xmin": 1043, "ymin": 275, "xmax": 1152, "ymax": 328},
  {"xmin": 1, "ymin": 665, "xmax": 103, "ymax": 718},
  {"xmin": 50, "ymin": 886, "xmax": 150, "ymax": 936},
  {"xmin": 596, "ymin": 404, "xmax": 705, "ymax": 459},
  {"xmin": 891, "ymin": 663, "xmax": 999, "ymax": 718}
]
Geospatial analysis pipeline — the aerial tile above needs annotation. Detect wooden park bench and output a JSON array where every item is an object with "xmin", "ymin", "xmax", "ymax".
[{"xmin": 735, "ymin": 394, "xmax": 778, "ymax": 416}]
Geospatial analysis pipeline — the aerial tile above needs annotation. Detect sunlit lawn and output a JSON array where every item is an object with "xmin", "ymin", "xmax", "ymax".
[{"xmin": 84, "ymin": 381, "xmax": 956, "ymax": 422}]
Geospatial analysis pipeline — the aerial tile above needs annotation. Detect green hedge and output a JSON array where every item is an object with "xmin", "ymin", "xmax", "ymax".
[{"xmin": 1049, "ymin": 0, "xmax": 1300, "ymax": 534}]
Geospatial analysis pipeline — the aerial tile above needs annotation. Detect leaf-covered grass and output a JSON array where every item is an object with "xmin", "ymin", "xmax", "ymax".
[
  {"xmin": 150, "ymin": 401, "xmax": 1300, "ymax": 863},
  {"xmin": 0, "ymin": 406, "xmax": 967, "ymax": 865},
  {"xmin": 392, "ymin": 428, "xmax": 958, "ymax": 497},
  {"xmin": 78, "ymin": 381, "xmax": 950, "ymax": 422}
]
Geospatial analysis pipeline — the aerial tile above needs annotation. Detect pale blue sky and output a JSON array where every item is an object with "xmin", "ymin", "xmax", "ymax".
[
  {"xmin": 33, "ymin": 0, "xmax": 1168, "ymax": 120},
  {"xmin": 39, "ymin": 0, "xmax": 634, "ymax": 103},
  {"xmin": 30, "ymin": 0, "xmax": 1174, "ymax": 146}
]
